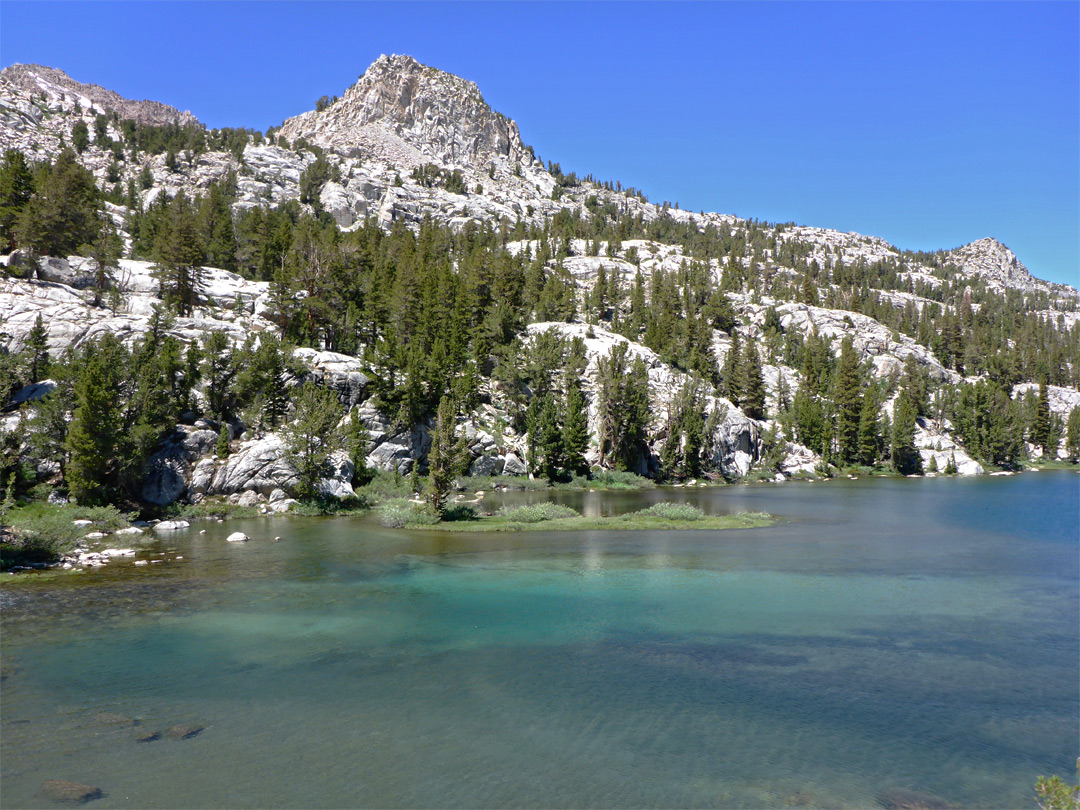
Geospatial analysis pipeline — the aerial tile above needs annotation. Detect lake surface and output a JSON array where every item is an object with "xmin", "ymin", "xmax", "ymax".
[{"xmin": 2, "ymin": 473, "xmax": 1077, "ymax": 808}]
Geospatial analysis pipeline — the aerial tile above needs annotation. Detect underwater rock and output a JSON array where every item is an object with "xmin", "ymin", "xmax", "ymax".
[
  {"xmin": 39, "ymin": 780, "xmax": 103, "ymax": 804},
  {"xmin": 165, "ymin": 724, "xmax": 204, "ymax": 739},
  {"xmin": 877, "ymin": 787, "xmax": 957, "ymax": 810}
]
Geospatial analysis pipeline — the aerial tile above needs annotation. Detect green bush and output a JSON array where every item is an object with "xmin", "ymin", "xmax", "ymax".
[
  {"xmin": 441, "ymin": 504, "xmax": 478, "ymax": 522},
  {"xmin": 292, "ymin": 495, "xmax": 371, "ymax": 516},
  {"xmin": 629, "ymin": 502, "xmax": 704, "ymax": 521},
  {"xmin": 587, "ymin": 469, "xmax": 654, "ymax": 489},
  {"xmin": 378, "ymin": 500, "xmax": 440, "ymax": 528},
  {"xmin": 356, "ymin": 469, "xmax": 414, "ymax": 501},
  {"xmin": 1, "ymin": 506, "xmax": 84, "ymax": 569},
  {"xmin": 495, "ymin": 502, "xmax": 580, "ymax": 523},
  {"xmin": 166, "ymin": 501, "xmax": 260, "ymax": 521}
]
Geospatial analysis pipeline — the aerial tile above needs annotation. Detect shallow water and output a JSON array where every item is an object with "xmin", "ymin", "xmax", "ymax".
[{"xmin": 2, "ymin": 473, "xmax": 1077, "ymax": 808}]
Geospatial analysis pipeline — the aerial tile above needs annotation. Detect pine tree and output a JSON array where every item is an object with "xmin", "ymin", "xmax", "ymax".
[
  {"xmin": 24, "ymin": 314, "xmax": 49, "ymax": 382},
  {"xmin": 1033, "ymin": 381, "xmax": 1052, "ymax": 454},
  {"xmin": 16, "ymin": 148, "xmax": 102, "ymax": 257},
  {"xmin": 201, "ymin": 330, "xmax": 235, "ymax": 420},
  {"xmin": 562, "ymin": 381, "xmax": 590, "ymax": 476},
  {"xmin": 153, "ymin": 191, "xmax": 204, "ymax": 316},
  {"xmin": 721, "ymin": 332, "xmax": 742, "ymax": 405},
  {"xmin": 891, "ymin": 394, "xmax": 922, "ymax": 475},
  {"xmin": 282, "ymin": 382, "xmax": 343, "ymax": 499},
  {"xmin": 832, "ymin": 337, "xmax": 862, "ymax": 463},
  {"xmin": 739, "ymin": 342, "xmax": 766, "ymax": 420},
  {"xmin": 535, "ymin": 392, "xmax": 565, "ymax": 481},
  {"xmin": 0, "ymin": 149, "xmax": 34, "ymax": 252},
  {"xmin": 71, "ymin": 120, "xmax": 90, "ymax": 154},
  {"xmin": 1065, "ymin": 407, "xmax": 1080, "ymax": 463},
  {"xmin": 595, "ymin": 343, "xmax": 650, "ymax": 470},
  {"xmin": 65, "ymin": 337, "xmax": 126, "ymax": 504},
  {"xmin": 857, "ymin": 386, "xmax": 882, "ymax": 465},
  {"xmin": 215, "ymin": 424, "xmax": 230, "ymax": 458},
  {"xmin": 427, "ymin": 395, "xmax": 465, "ymax": 513}
]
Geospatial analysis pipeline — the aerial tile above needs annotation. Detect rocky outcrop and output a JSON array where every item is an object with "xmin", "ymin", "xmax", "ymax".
[
  {"xmin": 206, "ymin": 435, "xmax": 299, "ymax": 496},
  {"xmin": 950, "ymin": 238, "xmax": 1035, "ymax": 292},
  {"xmin": 1, "ymin": 64, "xmax": 199, "ymax": 127},
  {"xmin": 293, "ymin": 348, "xmax": 370, "ymax": 409},
  {"xmin": 279, "ymin": 54, "xmax": 533, "ymax": 170},
  {"xmin": 141, "ymin": 425, "xmax": 218, "ymax": 505},
  {"xmin": 199, "ymin": 433, "xmax": 355, "ymax": 500}
]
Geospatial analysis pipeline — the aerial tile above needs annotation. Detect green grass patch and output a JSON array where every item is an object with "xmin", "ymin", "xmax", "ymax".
[
  {"xmin": 1026, "ymin": 458, "xmax": 1077, "ymax": 471},
  {"xmin": 377, "ymin": 499, "xmax": 441, "ymax": 528},
  {"xmin": 356, "ymin": 469, "xmax": 417, "ymax": 501},
  {"xmin": 292, "ymin": 495, "xmax": 372, "ymax": 516},
  {"xmin": 165, "ymin": 500, "xmax": 261, "ymax": 521},
  {"xmin": 1, "ymin": 502, "xmax": 133, "ymax": 570},
  {"xmin": 494, "ymin": 502, "xmax": 580, "ymax": 523},
  {"xmin": 628, "ymin": 503, "xmax": 704, "ymax": 521},
  {"xmin": 391, "ymin": 499, "xmax": 774, "ymax": 533}
]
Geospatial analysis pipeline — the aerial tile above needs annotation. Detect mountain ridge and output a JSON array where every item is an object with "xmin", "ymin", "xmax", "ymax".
[{"xmin": 1, "ymin": 55, "xmax": 1077, "ymax": 511}]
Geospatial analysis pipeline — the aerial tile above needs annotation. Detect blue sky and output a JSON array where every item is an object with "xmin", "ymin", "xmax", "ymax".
[{"xmin": 2, "ymin": 1, "xmax": 1077, "ymax": 286}]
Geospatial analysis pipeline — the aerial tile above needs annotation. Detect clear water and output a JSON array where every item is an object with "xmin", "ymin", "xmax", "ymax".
[{"xmin": 2, "ymin": 473, "xmax": 1077, "ymax": 808}]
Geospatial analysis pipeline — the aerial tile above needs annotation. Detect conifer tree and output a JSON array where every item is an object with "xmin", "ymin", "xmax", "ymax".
[
  {"xmin": 721, "ymin": 332, "xmax": 742, "ymax": 405},
  {"xmin": 739, "ymin": 342, "xmax": 766, "ymax": 420},
  {"xmin": 16, "ymin": 149, "xmax": 101, "ymax": 257},
  {"xmin": 282, "ymin": 382, "xmax": 343, "ymax": 499},
  {"xmin": 562, "ymin": 381, "xmax": 590, "ymax": 476},
  {"xmin": 891, "ymin": 394, "xmax": 922, "ymax": 475},
  {"xmin": 596, "ymin": 343, "xmax": 650, "ymax": 470},
  {"xmin": 66, "ymin": 336, "xmax": 126, "ymax": 503},
  {"xmin": 153, "ymin": 191, "xmax": 204, "ymax": 316},
  {"xmin": 1065, "ymin": 407, "xmax": 1080, "ymax": 463},
  {"xmin": 201, "ymin": 330, "xmax": 235, "ymax": 420},
  {"xmin": 24, "ymin": 314, "xmax": 49, "ymax": 383},
  {"xmin": 833, "ymin": 337, "xmax": 862, "ymax": 463},
  {"xmin": 0, "ymin": 149, "xmax": 34, "ymax": 252},
  {"xmin": 858, "ymin": 386, "xmax": 882, "ymax": 465},
  {"xmin": 427, "ymin": 395, "xmax": 466, "ymax": 513},
  {"xmin": 1033, "ymin": 381, "xmax": 1052, "ymax": 454}
]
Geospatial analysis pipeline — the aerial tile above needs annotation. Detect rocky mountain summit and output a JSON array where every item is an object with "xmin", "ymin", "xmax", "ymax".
[
  {"xmin": 279, "ymin": 54, "xmax": 533, "ymax": 170},
  {"xmin": 1, "ymin": 55, "xmax": 1078, "ymax": 512}
]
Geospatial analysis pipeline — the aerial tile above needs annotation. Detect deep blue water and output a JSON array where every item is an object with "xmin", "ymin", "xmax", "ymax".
[{"xmin": 1, "ymin": 472, "xmax": 1077, "ymax": 808}]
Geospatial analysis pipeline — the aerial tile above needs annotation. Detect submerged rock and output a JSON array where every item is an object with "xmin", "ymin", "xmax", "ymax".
[
  {"xmin": 877, "ymin": 787, "xmax": 957, "ymax": 810},
  {"xmin": 39, "ymin": 780, "xmax": 104, "ymax": 804},
  {"xmin": 93, "ymin": 712, "xmax": 133, "ymax": 726},
  {"xmin": 164, "ymin": 724, "xmax": 204, "ymax": 739}
]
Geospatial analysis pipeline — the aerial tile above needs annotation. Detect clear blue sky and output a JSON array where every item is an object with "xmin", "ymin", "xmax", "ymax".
[{"xmin": 2, "ymin": 1, "xmax": 1077, "ymax": 286}]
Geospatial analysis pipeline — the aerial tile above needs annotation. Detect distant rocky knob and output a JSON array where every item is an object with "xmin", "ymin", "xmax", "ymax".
[
  {"xmin": 0, "ymin": 63, "xmax": 200, "ymax": 128},
  {"xmin": 278, "ymin": 54, "xmax": 531, "ymax": 169},
  {"xmin": 949, "ymin": 237, "xmax": 1034, "ymax": 290}
]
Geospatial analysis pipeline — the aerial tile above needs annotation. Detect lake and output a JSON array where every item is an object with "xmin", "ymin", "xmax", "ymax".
[{"xmin": 1, "ymin": 472, "xmax": 1077, "ymax": 808}]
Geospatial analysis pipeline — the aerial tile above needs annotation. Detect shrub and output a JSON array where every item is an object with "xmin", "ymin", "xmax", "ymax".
[
  {"xmin": 588, "ymin": 469, "xmax": 654, "ymax": 489},
  {"xmin": 378, "ymin": 500, "xmax": 440, "ymax": 528},
  {"xmin": 629, "ymin": 502, "xmax": 704, "ymax": 521},
  {"xmin": 166, "ymin": 501, "xmax": 259, "ymax": 521},
  {"xmin": 441, "ymin": 504, "xmax": 478, "ymax": 522},
  {"xmin": 495, "ymin": 502, "xmax": 579, "ymax": 523}
]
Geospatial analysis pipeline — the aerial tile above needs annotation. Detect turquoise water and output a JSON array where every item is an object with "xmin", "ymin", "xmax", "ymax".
[{"xmin": 1, "ymin": 473, "xmax": 1077, "ymax": 808}]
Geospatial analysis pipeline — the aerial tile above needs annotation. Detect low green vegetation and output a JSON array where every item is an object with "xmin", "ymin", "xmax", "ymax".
[
  {"xmin": 495, "ymin": 502, "xmax": 579, "ymax": 523},
  {"xmin": 391, "ymin": 500, "xmax": 773, "ymax": 533},
  {"xmin": 1035, "ymin": 760, "xmax": 1080, "ymax": 810},
  {"xmin": 0, "ymin": 502, "xmax": 132, "ymax": 570}
]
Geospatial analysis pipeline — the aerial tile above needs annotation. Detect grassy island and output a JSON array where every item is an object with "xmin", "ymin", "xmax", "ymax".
[{"xmin": 379, "ymin": 500, "xmax": 775, "ymax": 532}]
